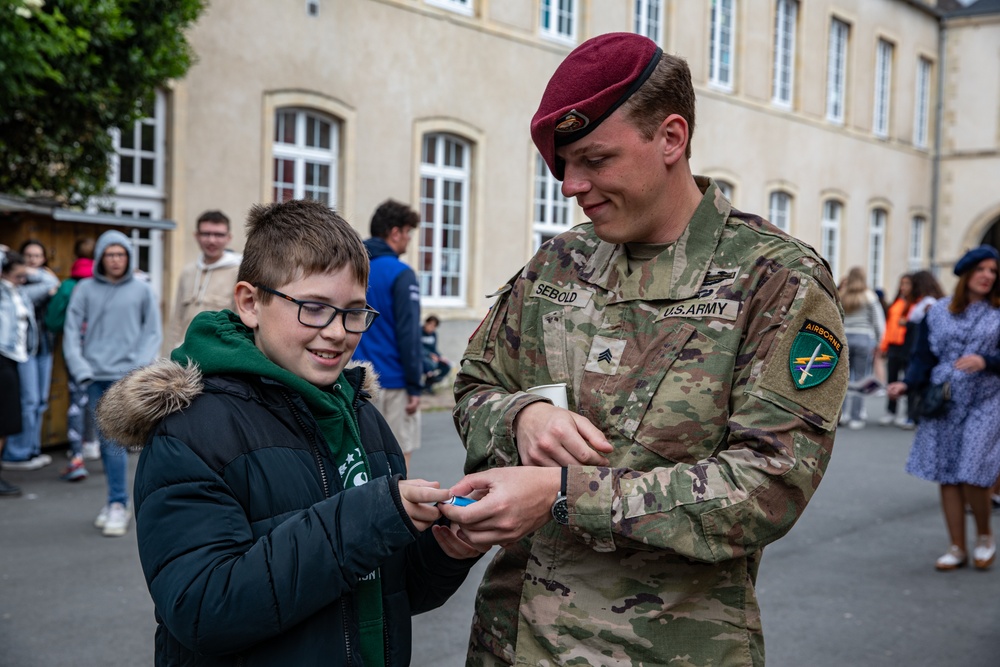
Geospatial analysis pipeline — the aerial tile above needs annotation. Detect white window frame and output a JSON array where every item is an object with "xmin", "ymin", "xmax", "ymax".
[
  {"xmin": 909, "ymin": 215, "xmax": 926, "ymax": 270},
  {"xmin": 634, "ymin": 0, "xmax": 663, "ymax": 44},
  {"xmin": 821, "ymin": 200, "xmax": 842, "ymax": 279},
  {"xmin": 873, "ymin": 38, "xmax": 893, "ymax": 138},
  {"xmin": 272, "ymin": 108, "xmax": 340, "ymax": 207},
  {"xmin": 826, "ymin": 18, "xmax": 849, "ymax": 124},
  {"xmin": 913, "ymin": 56, "xmax": 931, "ymax": 149},
  {"xmin": 533, "ymin": 154, "xmax": 574, "ymax": 250},
  {"xmin": 540, "ymin": 0, "xmax": 576, "ymax": 44},
  {"xmin": 419, "ymin": 133, "xmax": 471, "ymax": 307},
  {"xmin": 769, "ymin": 191, "xmax": 792, "ymax": 233},
  {"xmin": 772, "ymin": 0, "xmax": 797, "ymax": 108},
  {"xmin": 716, "ymin": 180, "xmax": 735, "ymax": 205},
  {"xmin": 709, "ymin": 0, "xmax": 736, "ymax": 90},
  {"xmin": 110, "ymin": 91, "xmax": 166, "ymax": 200},
  {"xmin": 427, "ymin": 0, "xmax": 473, "ymax": 16},
  {"xmin": 869, "ymin": 208, "xmax": 887, "ymax": 289}
]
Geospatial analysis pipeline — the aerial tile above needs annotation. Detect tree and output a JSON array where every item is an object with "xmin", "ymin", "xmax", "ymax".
[{"xmin": 0, "ymin": 0, "xmax": 205, "ymax": 203}]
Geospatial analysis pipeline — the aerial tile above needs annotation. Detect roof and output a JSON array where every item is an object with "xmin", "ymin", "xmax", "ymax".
[
  {"xmin": 946, "ymin": 0, "xmax": 1000, "ymax": 16},
  {"xmin": 0, "ymin": 194, "xmax": 176, "ymax": 231}
]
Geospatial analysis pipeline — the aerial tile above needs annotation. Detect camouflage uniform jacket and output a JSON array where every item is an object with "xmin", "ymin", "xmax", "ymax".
[{"xmin": 453, "ymin": 178, "xmax": 848, "ymax": 667}]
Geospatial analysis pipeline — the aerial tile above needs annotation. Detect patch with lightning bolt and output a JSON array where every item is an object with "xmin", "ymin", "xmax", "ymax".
[{"xmin": 788, "ymin": 319, "xmax": 842, "ymax": 389}]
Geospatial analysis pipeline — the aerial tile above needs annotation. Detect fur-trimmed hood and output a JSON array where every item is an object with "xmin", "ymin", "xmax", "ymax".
[{"xmin": 97, "ymin": 359, "xmax": 380, "ymax": 449}]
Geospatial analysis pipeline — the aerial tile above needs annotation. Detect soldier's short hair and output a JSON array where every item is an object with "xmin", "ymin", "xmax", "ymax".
[{"xmin": 621, "ymin": 53, "xmax": 696, "ymax": 159}]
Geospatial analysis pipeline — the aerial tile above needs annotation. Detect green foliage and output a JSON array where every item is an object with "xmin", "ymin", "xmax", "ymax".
[{"xmin": 0, "ymin": 0, "xmax": 205, "ymax": 202}]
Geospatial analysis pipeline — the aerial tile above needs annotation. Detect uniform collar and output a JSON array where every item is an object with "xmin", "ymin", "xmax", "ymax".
[{"xmin": 579, "ymin": 177, "xmax": 731, "ymax": 302}]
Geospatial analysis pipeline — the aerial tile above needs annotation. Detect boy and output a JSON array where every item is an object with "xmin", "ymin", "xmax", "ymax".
[
  {"xmin": 97, "ymin": 200, "xmax": 480, "ymax": 665},
  {"xmin": 63, "ymin": 230, "xmax": 161, "ymax": 535}
]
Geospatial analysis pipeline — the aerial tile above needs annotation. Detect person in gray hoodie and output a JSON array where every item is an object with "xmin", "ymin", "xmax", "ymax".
[{"xmin": 63, "ymin": 230, "xmax": 162, "ymax": 536}]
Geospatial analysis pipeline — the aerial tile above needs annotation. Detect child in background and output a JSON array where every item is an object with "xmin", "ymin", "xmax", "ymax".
[{"xmin": 97, "ymin": 200, "xmax": 480, "ymax": 665}]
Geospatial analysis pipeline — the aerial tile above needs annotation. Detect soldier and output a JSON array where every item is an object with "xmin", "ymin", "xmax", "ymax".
[{"xmin": 439, "ymin": 33, "xmax": 848, "ymax": 666}]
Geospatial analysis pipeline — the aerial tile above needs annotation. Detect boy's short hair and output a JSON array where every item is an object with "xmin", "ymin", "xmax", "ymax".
[
  {"xmin": 369, "ymin": 199, "xmax": 420, "ymax": 239},
  {"xmin": 424, "ymin": 315, "xmax": 440, "ymax": 326},
  {"xmin": 197, "ymin": 210, "xmax": 231, "ymax": 231},
  {"xmin": 238, "ymin": 200, "xmax": 369, "ymax": 300}
]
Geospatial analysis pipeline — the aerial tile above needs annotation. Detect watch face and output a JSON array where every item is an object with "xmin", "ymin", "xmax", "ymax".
[{"xmin": 552, "ymin": 497, "xmax": 569, "ymax": 525}]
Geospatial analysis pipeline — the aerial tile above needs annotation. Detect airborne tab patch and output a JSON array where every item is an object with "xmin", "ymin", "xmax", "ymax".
[{"xmin": 788, "ymin": 319, "xmax": 842, "ymax": 389}]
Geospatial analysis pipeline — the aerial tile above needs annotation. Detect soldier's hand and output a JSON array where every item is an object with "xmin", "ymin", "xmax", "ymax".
[
  {"xmin": 514, "ymin": 402, "xmax": 612, "ymax": 466},
  {"xmin": 398, "ymin": 479, "xmax": 448, "ymax": 531},
  {"xmin": 439, "ymin": 467, "xmax": 562, "ymax": 547}
]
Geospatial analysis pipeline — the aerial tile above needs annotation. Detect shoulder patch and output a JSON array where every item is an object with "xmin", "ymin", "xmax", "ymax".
[{"xmin": 788, "ymin": 320, "xmax": 842, "ymax": 389}]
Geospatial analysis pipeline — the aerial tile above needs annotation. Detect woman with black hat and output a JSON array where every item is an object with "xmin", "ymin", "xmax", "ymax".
[{"xmin": 888, "ymin": 245, "xmax": 1000, "ymax": 571}]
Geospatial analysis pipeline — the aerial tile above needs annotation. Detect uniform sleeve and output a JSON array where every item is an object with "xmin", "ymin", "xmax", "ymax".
[
  {"xmin": 134, "ymin": 434, "xmax": 422, "ymax": 656},
  {"xmin": 453, "ymin": 272, "xmax": 553, "ymax": 474},
  {"xmin": 571, "ymin": 264, "xmax": 847, "ymax": 561}
]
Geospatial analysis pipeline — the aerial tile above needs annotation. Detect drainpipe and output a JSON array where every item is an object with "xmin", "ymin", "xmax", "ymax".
[{"xmin": 929, "ymin": 19, "xmax": 946, "ymax": 273}]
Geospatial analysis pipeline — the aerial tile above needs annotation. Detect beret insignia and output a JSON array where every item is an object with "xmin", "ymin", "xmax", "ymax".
[{"xmin": 555, "ymin": 110, "xmax": 590, "ymax": 133}]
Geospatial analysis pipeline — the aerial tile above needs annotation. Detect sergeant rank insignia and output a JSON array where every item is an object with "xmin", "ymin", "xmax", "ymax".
[{"xmin": 788, "ymin": 319, "xmax": 842, "ymax": 389}]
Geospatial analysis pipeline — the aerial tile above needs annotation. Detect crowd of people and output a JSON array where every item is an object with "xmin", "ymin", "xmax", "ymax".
[{"xmin": 1, "ymin": 31, "xmax": 998, "ymax": 666}]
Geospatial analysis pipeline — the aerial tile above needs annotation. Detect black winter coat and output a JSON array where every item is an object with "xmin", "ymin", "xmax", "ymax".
[{"xmin": 99, "ymin": 361, "xmax": 475, "ymax": 666}]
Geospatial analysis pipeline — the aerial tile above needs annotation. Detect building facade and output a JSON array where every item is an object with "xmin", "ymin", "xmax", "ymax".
[{"xmin": 110, "ymin": 0, "xmax": 997, "ymax": 359}]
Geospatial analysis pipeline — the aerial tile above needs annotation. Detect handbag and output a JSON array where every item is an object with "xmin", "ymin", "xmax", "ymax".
[{"xmin": 918, "ymin": 381, "xmax": 951, "ymax": 419}]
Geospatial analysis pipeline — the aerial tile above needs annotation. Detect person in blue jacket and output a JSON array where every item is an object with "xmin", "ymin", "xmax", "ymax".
[
  {"xmin": 353, "ymin": 200, "xmax": 423, "ymax": 468},
  {"xmin": 96, "ymin": 199, "xmax": 481, "ymax": 666}
]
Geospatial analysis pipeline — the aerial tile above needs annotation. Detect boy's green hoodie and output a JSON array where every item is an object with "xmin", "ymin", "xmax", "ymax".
[{"xmin": 172, "ymin": 310, "xmax": 385, "ymax": 665}]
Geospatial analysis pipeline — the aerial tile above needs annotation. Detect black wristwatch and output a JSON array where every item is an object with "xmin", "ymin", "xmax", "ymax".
[{"xmin": 551, "ymin": 466, "xmax": 569, "ymax": 525}]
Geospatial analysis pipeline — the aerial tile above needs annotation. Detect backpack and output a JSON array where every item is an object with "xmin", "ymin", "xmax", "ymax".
[{"xmin": 44, "ymin": 278, "xmax": 78, "ymax": 333}]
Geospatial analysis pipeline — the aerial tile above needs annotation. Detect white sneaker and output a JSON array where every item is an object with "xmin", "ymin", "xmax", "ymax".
[
  {"xmin": 897, "ymin": 419, "xmax": 916, "ymax": 430},
  {"xmin": 2, "ymin": 455, "xmax": 49, "ymax": 471},
  {"xmin": 936, "ymin": 545, "xmax": 967, "ymax": 570},
  {"xmin": 839, "ymin": 413, "xmax": 850, "ymax": 426},
  {"xmin": 848, "ymin": 420, "xmax": 865, "ymax": 430},
  {"xmin": 94, "ymin": 505, "xmax": 110, "ymax": 529},
  {"xmin": 877, "ymin": 415, "xmax": 895, "ymax": 426},
  {"xmin": 82, "ymin": 441, "xmax": 101, "ymax": 461},
  {"xmin": 974, "ymin": 536, "xmax": 996, "ymax": 570},
  {"xmin": 102, "ymin": 502, "xmax": 130, "ymax": 537}
]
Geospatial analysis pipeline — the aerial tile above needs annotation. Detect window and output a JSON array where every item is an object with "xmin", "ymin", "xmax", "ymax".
[
  {"xmin": 306, "ymin": 0, "xmax": 319, "ymax": 16},
  {"xmin": 821, "ymin": 200, "xmax": 842, "ymax": 278},
  {"xmin": 533, "ymin": 154, "xmax": 574, "ymax": 250},
  {"xmin": 910, "ymin": 216, "xmax": 926, "ymax": 269},
  {"xmin": 709, "ymin": 0, "xmax": 736, "ymax": 90},
  {"xmin": 716, "ymin": 180, "xmax": 735, "ymax": 204},
  {"xmin": 772, "ymin": 0, "xmax": 797, "ymax": 107},
  {"xmin": 419, "ymin": 133, "xmax": 470, "ymax": 305},
  {"xmin": 873, "ymin": 39, "xmax": 893, "ymax": 138},
  {"xmin": 427, "ymin": 0, "xmax": 473, "ymax": 15},
  {"xmin": 769, "ymin": 191, "xmax": 792, "ymax": 233},
  {"xmin": 869, "ymin": 208, "xmax": 887, "ymax": 289},
  {"xmin": 540, "ymin": 0, "xmax": 576, "ymax": 43},
  {"xmin": 826, "ymin": 18, "xmax": 849, "ymax": 123},
  {"xmin": 111, "ymin": 92, "xmax": 165, "ymax": 196},
  {"xmin": 913, "ymin": 57, "xmax": 931, "ymax": 149},
  {"xmin": 272, "ymin": 108, "xmax": 339, "ymax": 206},
  {"xmin": 634, "ymin": 0, "xmax": 663, "ymax": 43}
]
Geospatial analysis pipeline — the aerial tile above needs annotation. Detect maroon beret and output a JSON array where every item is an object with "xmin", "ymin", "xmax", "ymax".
[{"xmin": 531, "ymin": 33, "xmax": 662, "ymax": 180}]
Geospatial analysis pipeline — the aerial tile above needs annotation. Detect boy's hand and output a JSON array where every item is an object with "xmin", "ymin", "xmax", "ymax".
[
  {"xmin": 431, "ymin": 523, "xmax": 490, "ymax": 559},
  {"xmin": 398, "ymin": 479, "xmax": 449, "ymax": 531}
]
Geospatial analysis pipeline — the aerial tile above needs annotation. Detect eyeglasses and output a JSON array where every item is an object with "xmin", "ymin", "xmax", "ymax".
[
  {"xmin": 103, "ymin": 252, "xmax": 128, "ymax": 259},
  {"xmin": 255, "ymin": 285, "xmax": 379, "ymax": 333}
]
